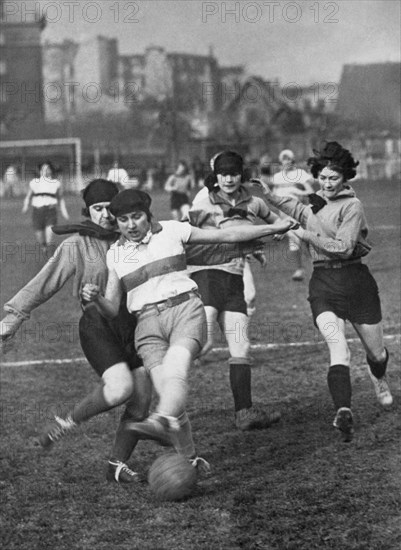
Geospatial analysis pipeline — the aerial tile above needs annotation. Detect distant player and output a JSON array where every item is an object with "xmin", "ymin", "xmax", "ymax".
[
  {"xmin": 271, "ymin": 149, "xmax": 315, "ymax": 281},
  {"xmin": 22, "ymin": 161, "xmax": 70, "ymax": 253},
  {"xmin": 164, "ymin": 160, "xmax": 195, "ymax": 220},
  {"xmin": 107, "ymin": 161, "xmax": 130, "ymax": 188}
]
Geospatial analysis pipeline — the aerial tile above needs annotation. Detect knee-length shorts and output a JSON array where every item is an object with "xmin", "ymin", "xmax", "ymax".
[
  {"xmin": 191, "ymin": 269, "xmax": 247, "ymax": 315},
  {"xmin": 32, "ymin": 206, "xmax": 57, "ymax": 230},
  {"xmin": 308, "ymin": 263, "xmax": 382, "ymax": 325},
  {"xmin": 79, "ymin": 301, "xmax": 141, "ymax": 376},
  {"xmin": 135, "ymin": 294, "xmax": 207, "ymax": 370}
]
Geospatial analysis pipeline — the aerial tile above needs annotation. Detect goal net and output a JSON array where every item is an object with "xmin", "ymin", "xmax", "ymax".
[{"xmin": 0, "ymin": 138, "xmax": 83, "ymax": 196}]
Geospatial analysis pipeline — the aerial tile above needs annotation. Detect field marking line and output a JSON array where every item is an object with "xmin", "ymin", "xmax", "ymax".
[
  {"xmin": 1, "ymin": 334, "xmax": 399, "ymax": 368},
  {"xmin": 371, "ymin": 225, "xmax": 400, "ymax": 230}
]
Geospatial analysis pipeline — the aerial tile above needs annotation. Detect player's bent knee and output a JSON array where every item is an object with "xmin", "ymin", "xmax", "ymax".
[{"xmin": 102, "ymin": 363, "xmax": 134, "ymax": 405}]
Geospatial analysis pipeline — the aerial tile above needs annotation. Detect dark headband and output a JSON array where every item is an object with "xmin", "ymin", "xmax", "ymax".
[
  {"xmin": 82, "ymin": 179, "xmax": 119, "ymax": 208},
  {"xmin": 213, "ymin": 151, "xmax": 243, "ymax": 175}
]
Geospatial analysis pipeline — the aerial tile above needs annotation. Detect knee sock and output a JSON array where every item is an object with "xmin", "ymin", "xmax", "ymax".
[
  {"xmin": 70, "ymin": 384, "xmax": 114, "ymax": 424},
  {"xmin": 327, "ymin": 364, "xmax": 352, "ymax": 410},
  {"xmin": 229, "ymin": 364, "xmax": 252, "ymax": 412},
  {"xmin": 158, "ymin": 377, "xmax": 188, "ymax": 418},
  {"xmin": 109, "ymin": 407, "xmax": 142, "ymax": 463},
  {"xmin": 169, "ymin": 411, "xmax": 196, "ymax": 458},
  {"xmin": 367, "ymin": 348, "xmax": 389, "ymax": 379}
]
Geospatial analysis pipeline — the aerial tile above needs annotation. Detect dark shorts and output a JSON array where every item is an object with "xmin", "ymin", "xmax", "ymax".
[
  {"xmin": 170, "ymin": 191, "xmax": 189, "ymax": 210},
  {"xmin": 32, "ymin": 206, "xmax": 57, "ymax": 231},
  {"xmin": 191, "ymin": 269, "xmax": 247, "ymax": 315},
  {"xmin": 308, "ymin": 263, "xmax": 382, "ymax": 326},
  {"xmin": 79, "ymin": 301, "xmax": 142, "ymax": 376}
]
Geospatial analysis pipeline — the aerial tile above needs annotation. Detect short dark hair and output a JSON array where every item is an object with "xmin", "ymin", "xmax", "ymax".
[
  {"xmin": 109, "ymin": 189, "xmax": 152, "ymax": 221},
  {"xmin": 37, "ymin": 160, "xmax": 56, "ymax": 177},
  {"xmin": 307, "ymin": 142, "xmax": 359, "ymax": 181},
  {"xmin": 177, "ymin": 160, "xmax": 189, "ymax": 170}
]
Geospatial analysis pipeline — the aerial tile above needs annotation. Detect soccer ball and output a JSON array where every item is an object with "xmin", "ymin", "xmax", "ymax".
[{"xmin": 148, "ymin": 453, "xmax": 197, "ymax": 501}]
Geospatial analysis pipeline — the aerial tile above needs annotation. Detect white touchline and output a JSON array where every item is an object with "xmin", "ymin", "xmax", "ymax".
[{"xmin": 1, "ymin": 334, "xmax": 399, "ymax": 368}]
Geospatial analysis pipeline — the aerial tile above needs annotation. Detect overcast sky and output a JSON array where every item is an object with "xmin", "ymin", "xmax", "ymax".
[{"xmin": 11, "ymin": 0, "xmax": 401, "ymax": 85}]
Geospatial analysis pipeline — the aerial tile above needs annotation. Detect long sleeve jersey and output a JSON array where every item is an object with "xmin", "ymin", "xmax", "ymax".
[
  {"xmin": 4, "ymin": 228, "xmax": 264, "ymax": 319},
  {"xmin": 4, "ymin": 234, "xmax": 111, "ymax": 320},
  {"xmin": 264, "ymin": 186, "xmax": 371, "ymax": 262},
  {"xmin": 188, "ymin": 186, "xmax": 273, "ymax": 275}
]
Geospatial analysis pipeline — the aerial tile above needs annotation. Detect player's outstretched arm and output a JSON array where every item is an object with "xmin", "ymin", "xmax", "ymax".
[
  {"xmin": 188, "ymin": 220, "xmax": 295, "ymax": 244},
  {"xmin": 250, "ymin": 178, "xmax": 310, "ymax": 226}
]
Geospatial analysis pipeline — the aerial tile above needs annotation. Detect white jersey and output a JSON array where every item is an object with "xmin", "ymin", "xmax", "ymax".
[
  {"xmin": 107, "ymin": 168, "xmax": 129, "ymax": 186},
  {"xmin": 271, "ymin": 167, "xmax": 313, "ymax": 199},
  {"xmin": 107, "ymin": 220, "xmax": 197, "ymax": 312},
  {"xmin": 29, "ymin": 177, "xmax": 61, "ymax": 208}
]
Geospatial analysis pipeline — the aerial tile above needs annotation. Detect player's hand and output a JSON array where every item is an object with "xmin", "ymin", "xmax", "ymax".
[
  {"xmin": 81, "ymin": 283, "xmax": 101, "ymax": 302},
  {"xmin": 271, "ymin": 219, "xmax": 295, "ymax": 234},
  {"xmin": 0, "ymin": 314, "xmax": 23, "ymax": 354},
  {"xmin": 252, "ymin": 251, "xmax": 267, "ymax": 267},
  {"xmin": 0, "ymin": 313, "xmax": 24, "ymax": 342},
  {"xmin": 250, "ymin": 178, "xmax": 271, "ymax": 195},
  {"xmin": 291, "ymin": 226, "xmax": 305, "ymax": 239}
]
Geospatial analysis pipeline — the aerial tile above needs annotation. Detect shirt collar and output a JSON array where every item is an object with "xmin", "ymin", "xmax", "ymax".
[
  {"xmin": 117, "ymin": 220, "xmax": 163, "ymax": 246},
  {"xmin": 316, "ymin": 185, "xmax": 356, "ymax": 201},
  {"xmin": 210, "ymin": 185, "xmax": 252, "ymax": 206}
]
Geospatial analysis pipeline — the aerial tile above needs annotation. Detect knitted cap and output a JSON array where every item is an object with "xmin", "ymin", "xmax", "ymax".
[
  {"xmin": 109, "ymin": 189, "xmax": 152, "ymax": 217},
  {"xmin": 82, "ymin": 179, "xmax": 119, "ymax": 207}
]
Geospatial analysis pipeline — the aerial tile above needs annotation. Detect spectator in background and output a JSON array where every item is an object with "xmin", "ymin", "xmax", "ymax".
[
  {"xmin": 22, "ymin": 161, "xmax": 70, "ymax": 253},
  {"xmin": 271, "ymin": 149, "xmax": 315, "ymax": 281},
  {"xmin": 192, "ymin": 156, "xmax": 206, "ymax": 188},
  {"xmin": 2, "ymin": 165, "xmax": 20, "ymax": 198},
  {"xmin": 142, "ymin": 166, "xmax": 155, "ymax": 192},
  {"xmin": 107, "ymin": 161, "xmax": 129, "ymax": 188},
  {"xmin": 154, "ymin": 161, "xmax": 167, "ymax": 191},
  {"xmin": 164, "ymin": 160, "xmax": 195, "ymax": 220},
  {"xmin": 259, "ymin": 152, "xmax": 272, "ymax": 188}
]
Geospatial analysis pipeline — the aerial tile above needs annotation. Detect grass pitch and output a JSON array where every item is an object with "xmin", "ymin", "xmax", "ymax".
[{"xmin": 1, "ymin": 180, "xmax": 400, "ymax": 550}]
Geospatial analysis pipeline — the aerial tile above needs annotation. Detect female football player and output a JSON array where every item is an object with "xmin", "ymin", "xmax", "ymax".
[
  {"xmin": 2, "ymin": 179, "xmax": 151, "ymax": 483},
  {"xmin": 255, "ymin": 141, "xmax": 393, "ymax": 441},
  {"xmin": 22, "ymin": 161, "xmax": 70, "ymax": 253},
  {"xmin": 187, "ymin": 151, "xmax": 285, "ymax": 431},
  {"xmin": 164, "ymin": 160, "xmax": 195, "ymax": 220},
  {"xmin": 81, "ymin": 189, "xmax": 294, "ymax": 454}
]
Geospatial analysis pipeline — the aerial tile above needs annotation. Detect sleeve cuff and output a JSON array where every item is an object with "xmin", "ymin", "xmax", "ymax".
[{"xmin": 3, "ymin": 306, "xmax": 30, "ymax": 320}]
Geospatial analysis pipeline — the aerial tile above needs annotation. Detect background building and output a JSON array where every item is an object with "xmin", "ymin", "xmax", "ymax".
[{"xmin": 0, "ymin": 4, "xmax": 46, "ymax": 137}]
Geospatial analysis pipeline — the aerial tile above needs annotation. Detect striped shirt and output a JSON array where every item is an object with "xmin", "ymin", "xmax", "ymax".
[
  {"xmin": 106, "ymin": 220, "xmax": 197, "ymax": 312},
  {"xmin": 29, "ymin": 177, "xmax": 61, "ymax": 208},
  {"xmin": 271, "ymin": 168, "xmax": 313, "ymax": 200}
]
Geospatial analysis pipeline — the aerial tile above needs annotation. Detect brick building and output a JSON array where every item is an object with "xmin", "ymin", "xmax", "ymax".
[
  {"xmin": 42, "ymin": 37, "xmax": 244, "ymax": 131},
  {"xmin": 0, "ymin": 4, "xmax": 46, "ymax": 137}
]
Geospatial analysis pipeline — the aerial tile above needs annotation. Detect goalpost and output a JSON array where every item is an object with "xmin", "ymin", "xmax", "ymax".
[{"xmin": 0, "ymin": 138, "xmax": 83, "ymax": 194}]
